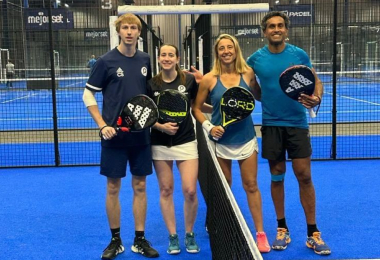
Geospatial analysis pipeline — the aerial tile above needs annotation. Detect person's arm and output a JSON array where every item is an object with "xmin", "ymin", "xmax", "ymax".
[
  {"xmin": 247, "ymin": 67, "xmax": 261, "ymax": 101},
  {"xmin": 192, "ymin": 74, "xmax": 224, "ymax": 139},
  {"xmin": 82, "ymin": 88, "xmax": 116, "ymax": 140}
]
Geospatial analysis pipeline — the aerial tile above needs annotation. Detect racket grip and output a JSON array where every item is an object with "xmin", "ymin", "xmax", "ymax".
[
  {"xmin": 117, "ymin": 127, "xmax": 130, "ymax": 132},
  {"xmin": 308, "ymin": 108, "xmax": 316, "ymax": 118}
]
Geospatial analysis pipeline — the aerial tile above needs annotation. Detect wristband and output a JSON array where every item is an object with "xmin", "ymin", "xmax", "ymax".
[{"xmin": 202, "ymin": 120, "xmax": 215, "ymax": 134}]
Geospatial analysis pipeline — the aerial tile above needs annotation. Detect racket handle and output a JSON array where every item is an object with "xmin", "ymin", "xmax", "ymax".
[
  {"xmin": 117, "ymin": 127, "xmax": 130, "ymax": 132},
  {"xmin": 308, "ymin": 108, "xmax": 316, "ymax": 118}
]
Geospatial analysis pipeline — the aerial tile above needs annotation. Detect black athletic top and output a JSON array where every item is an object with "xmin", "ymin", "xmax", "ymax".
[
  {"xmin": 148, "ymin": 73, "xmax": 198, "ymax": 147},
  {"xmin": 86, "ymin": 48, "xmax": 152, "ymax": 147}
]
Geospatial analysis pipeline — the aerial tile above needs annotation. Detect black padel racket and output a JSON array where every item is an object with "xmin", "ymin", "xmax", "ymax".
[
  {"xmin": 214, "ymin": 86, "xmax": 255, "ymax": 141},
  {"xmin": 279, "ymin": 65, "xmax": 316, "ymax": 118},
  {"xmin": 117, "ymin": 94, "xmax": 158, "ymax": 132},
  {"xmin": 157, "ymin": 89, "xmax": 189, "ymax": 124},
  {"xmin": 156, "ymin": 89, "xmax": 189, "ymax": 147}
]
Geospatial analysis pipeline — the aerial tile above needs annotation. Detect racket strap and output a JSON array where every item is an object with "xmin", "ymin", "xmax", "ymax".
[
  {"xmin": 202, "ymin": 120, "xmax": 215, "ymax": 134},
  {"xmin": 99, "ymin": 125, "xmax": 108, "ymax": 138},
  {"xmin": 314, "ymin": 96, "xmax": 322, "ymax": 116}
]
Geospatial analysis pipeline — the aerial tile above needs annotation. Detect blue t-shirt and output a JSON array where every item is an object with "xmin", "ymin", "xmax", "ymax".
[
  {"xmin": 87, "ymin": 58, "xmax": 97, "ymax": 69},
  {"xmin": 247, "ymin": 43, "xmax": 312, "ymax": 129},
  {"xmin": 210, "ymin": 75, "xmax": 256, "ymax": 145},
  {"xmin": 86, "ymin": 48, "xmax": 152, "ymax": 147}
]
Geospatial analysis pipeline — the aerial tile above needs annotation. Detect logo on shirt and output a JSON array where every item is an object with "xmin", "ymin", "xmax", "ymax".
[
  {"xmin": 178, "ymin": 85, "xmax": 186, "ymax": 93},
  {"xmin": 116, "ymin": 67, "xmax": 124, "ymax": 77},
  {"xmin": 141, "ymin": 67, "xmax": 147, "ymax": 76}
]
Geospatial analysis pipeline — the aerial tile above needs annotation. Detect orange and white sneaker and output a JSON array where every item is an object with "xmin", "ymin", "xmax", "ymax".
[
  {"xmin": 306, "ymin": 232, "xmax": 331, "ymax": 255},
  {"xmin": 272, "ymin": 228, "xmax": 291, "ymax": 250},
  {"xmin": 256, "ymin": 232, "xmax": 271, "ymax": 253}
]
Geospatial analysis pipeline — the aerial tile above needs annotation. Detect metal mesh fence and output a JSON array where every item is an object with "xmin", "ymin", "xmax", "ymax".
[{"xmin": 1, "ymin": 0, "xmax": 380, "ymax": 168}]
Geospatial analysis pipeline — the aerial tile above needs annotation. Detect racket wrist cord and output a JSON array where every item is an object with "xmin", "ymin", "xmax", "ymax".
[
  {"xmin": 314, "ymin": 96, "xmax": 322, "ymax": 115},
  {"xmin": 98, "ymin": 124, "xmax": 108, "ymax": 138}
]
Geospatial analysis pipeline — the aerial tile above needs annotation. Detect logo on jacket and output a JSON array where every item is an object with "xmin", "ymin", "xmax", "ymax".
[
  {"xmin": 141, "ymin": 67, "xmax": 147, "ymax": 76},
  {"xmin": 116, "ymin": 67, "xmax": 124, "ymax": 77},
  {"xmin": 178, "ymin": 85, "xmax": 186, "ymax": 93}
]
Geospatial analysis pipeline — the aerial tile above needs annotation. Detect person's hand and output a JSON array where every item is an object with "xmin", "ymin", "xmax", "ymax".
[
  {"xmin": 101, "ymin": 126, "xmax": 117, "ymax": 140},
  {"xmin": 160, "ymin": 122, "xmax": 179, "ymax": 135},
  {"xmin": 210, "ymin": 125, "xmax": 225, "ymax": 139},
  {"xmin": 186, "ymin": 66, "xmax": 204, "ymax": 84},
  {"xmin": 298, "ymin": 94, "xmax": 321, "ymax": 109}
]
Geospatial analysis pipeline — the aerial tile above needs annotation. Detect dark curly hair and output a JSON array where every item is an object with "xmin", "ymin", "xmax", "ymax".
[{"xmin": 260, "ymin": 11, "xmax": 290, "ymax": 31}]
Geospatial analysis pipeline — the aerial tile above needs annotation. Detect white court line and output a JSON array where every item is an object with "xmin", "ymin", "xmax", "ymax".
[
  {"xmin": 325, "ymin": 91, "xmax": 380, "ymax": 106},
  {"xmin": 1, "ymin": 93, "xmax": 39, "ymax": 104}
]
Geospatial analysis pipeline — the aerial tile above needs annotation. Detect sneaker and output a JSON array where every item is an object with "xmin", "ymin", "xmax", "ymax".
[
  {"xmin": 306, "ymin": 232, "xmax": 331, "ymax": 255},
  {"xmin": 167, "ymin": 234, "xmax": 181, "ymax": 254},
  {"xmin": 131, "ymin": 236, "xmax": 159, "ymax": 258},
  {"xmin": 185, "ymin": 232, "xmax": 200, "ymax": 253},
  {"xmin": 256, "ymin": 232, "xmax": 270, "ymax": 253},
  {"xmin": 101, "ymin": 237, "xmax": 125, "ymax": 260},
  {"xmin": 272, "ymin": 228, "xmax": 291, "ymax": 250}
]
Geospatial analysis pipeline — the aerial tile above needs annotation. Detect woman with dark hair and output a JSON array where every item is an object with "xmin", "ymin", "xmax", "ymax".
[{"xmin": 148, "ymin": 44, "xmax": 212, "ymax": 255}]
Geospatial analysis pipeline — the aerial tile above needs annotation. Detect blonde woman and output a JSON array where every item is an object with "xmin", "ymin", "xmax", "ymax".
[{"xmin": 192, "ymin": 34, "xmax": 270, "ymax": 253}]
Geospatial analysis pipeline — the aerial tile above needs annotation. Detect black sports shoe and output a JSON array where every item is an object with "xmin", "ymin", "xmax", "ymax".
[
  {"xmin": 101, "ymin": 237, "xmax": 125, "ymax": 260},
  {"xmin": 131, "ymin": 236, "xmax": 159, "ymax": 258}
]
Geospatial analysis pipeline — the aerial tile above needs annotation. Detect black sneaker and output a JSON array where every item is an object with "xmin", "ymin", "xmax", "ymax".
[
  {"xmin": 101, "ymin": 237, "xmax": 125, "ymax": 260},
  {"xmin": 131, "ymin": 236, "xmax": 159, "ymax": 258}
]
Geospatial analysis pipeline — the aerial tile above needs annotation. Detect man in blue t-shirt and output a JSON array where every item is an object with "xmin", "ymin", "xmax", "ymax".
[
  {"xmin": 87, "ymin": 54, "xmax": 97, "ymax": 73},
  {"xmin": 247, "ymin": 11, "xmax": 330, "ymax": 255},
  {"xmin": 82, "ymin": 13, "xmax": 159, "ymax": 259}
]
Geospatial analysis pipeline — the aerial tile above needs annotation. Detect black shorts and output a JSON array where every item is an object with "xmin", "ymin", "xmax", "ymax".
[
  {"xmin": 261, "ymin": 126, "xmax": 312, "ymax": 161},
  {"xmin": 100, "ymin": 145, "xmax": 152, "ymax": 178}
]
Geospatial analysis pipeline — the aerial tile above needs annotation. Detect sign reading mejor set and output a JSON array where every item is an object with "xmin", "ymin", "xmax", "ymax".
[
  {"xmin": 235, "ymin": 26, "xmax": 261, "ymax": 38},
  {"xmin": 274, "ymin": 4, "xmax": 315, "ymax": 25},
  {"xmin": 25, "ymin": 9, "xmax": 74, "ymax": 30}
]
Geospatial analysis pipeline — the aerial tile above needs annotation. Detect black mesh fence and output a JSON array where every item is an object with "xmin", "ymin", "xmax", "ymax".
[{"xmin": 1, "ymin": 0, "xmax": 379, "ymax": 168}]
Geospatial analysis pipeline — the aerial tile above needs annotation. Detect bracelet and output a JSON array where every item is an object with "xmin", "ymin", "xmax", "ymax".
[{"xmin": 202, "ymin": 120, "xmax": 215, "ymax": 134}]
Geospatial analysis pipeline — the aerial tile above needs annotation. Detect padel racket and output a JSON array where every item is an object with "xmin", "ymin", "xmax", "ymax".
[
  {"xmin": 117, "ymin": 94, "xmax": 158, "ymax": 132},
  {"xmin": 279, "ymin": 65, "xmax": 317, "ymax": 118},
  {"xmin": 156, "ymin": 89, "xmax": 189, "ymax": 147},
  {"xmin": 214, "ymin": 86, "xmax": 255, "ymax": 141},
  {"xmin": 157, "ymin": 89, "xmax": 189, "ymax": 124}
]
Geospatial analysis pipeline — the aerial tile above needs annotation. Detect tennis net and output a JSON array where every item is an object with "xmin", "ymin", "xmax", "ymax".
[{"xmin": 196, "ymin": 122, "xmax": 262, "ymax": 260}]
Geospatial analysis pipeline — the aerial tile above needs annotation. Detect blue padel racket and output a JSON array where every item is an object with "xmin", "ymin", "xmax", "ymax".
[
  {"xmin": 156, "ymin": 89, "xmax": 189, "ymax": 147},
  {"xmin": 279, "ymin": 65, "xmax": 317, "ymax": 118},
  {"xmin": 214, "ymin": 86, "xmax": 255, "ymax": 141}
]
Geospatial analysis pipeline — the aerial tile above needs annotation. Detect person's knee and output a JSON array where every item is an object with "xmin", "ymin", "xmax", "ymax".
[
  {"xmin": 133, "ymin": 178, "xmax": 147, "ymax": 194},
  {"xmin": 183, "ymin": 187, "xmax": 197, "ymax": 201},
  {"xmin": 243, "ymin": 179, "xmax": 259, "ymax": 194},
  {"xmin": 107, "ymin": 183, "xmax": 120, "ymax": 197},
  {"xmin": 160, "ymin": 184, "xmax": 174, "ymax": 198},
  {"xmin": 297, "ymin": 173, "xmax": 312, "ymax": 185}
]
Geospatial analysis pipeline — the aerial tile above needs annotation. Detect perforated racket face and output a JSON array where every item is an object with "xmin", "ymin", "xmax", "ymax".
[
  {"xmin": 220, "ymin": 86, "xmax": 255, "ymax": 128},
  {"xmin": 279, "ymin": 65, "xmax": 316, "ymax": 100},
  {"xmin": 118, "ymin": 94, "xmax": 158, "ymax": 131},
  {"xmin": 157, "ymin": 89, "xmax": 189, "ymax": 124}
]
